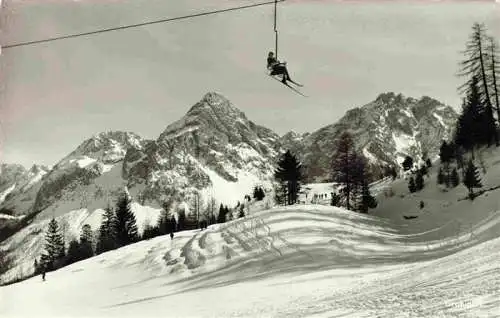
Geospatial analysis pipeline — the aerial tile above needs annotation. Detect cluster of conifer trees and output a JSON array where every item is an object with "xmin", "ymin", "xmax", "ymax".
[
  {"xmin": 434, "ymin": 23, "xmax": 498, "ymax": 199},
  {"xmin": 437, "ymin": 140, "xmax": 482, "ymax": 199},
  {"xmin": 32, "ymin": 189, "xmax": 252, "ymax": 277},
  {"xmin": 274, "ymin": 133, "xmax": 378, "ymax": 214},
  {"xmin": 405, "ymin": 159, "xmax": 431, "ymax": 193},
  {"xmin": 34, "ymin": 191, "xmax": 140, "ymax": 275}
]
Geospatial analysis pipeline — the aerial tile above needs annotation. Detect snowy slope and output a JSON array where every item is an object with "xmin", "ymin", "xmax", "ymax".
[
  {"xmin": 370, "ymin": 145, "xmax": 500, "ymax": 241},
  {"xmin": 0, "ymin": 201, "xmax": 163, "ymax": 282},
  {"xmin": 1, "ymin": 204, "xmax": 499, "ymax": 317},
  {"xmin": 3, "ymin": 146, "xmax": 500, "ymax": 316}
]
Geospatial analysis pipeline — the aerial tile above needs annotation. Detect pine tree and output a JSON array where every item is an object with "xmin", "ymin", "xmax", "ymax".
[
  {"xmin": 205, "ymin": 197, "xmax": 217, "ymax": 225},
  {"xmin": 226, "ymin": 208, "xmax": 233, "ymax": 221},
  {"xmin": 454, "ymin": 145, "xmax": 466, "ymax": 173},
  {"xmin": 332, "ymin": 132, "xmax": 358, "ymax": 210},
  {"xmin": 254, "ymin": 187, "xmax": 265, "ymax": 201},
  {"xmin": 79, "ymin": 224, "xmax": 94, "ymax": 259},
  {"xmin": 217, "ymin": 204, "xmax": 225, "ymax": 223},
  {"xmin": 408, "ymin": 176, "xmax": 416, "ymax": 193},
  {"xmin": 177, "ymin": 206, "xmax": 186, "ymax": 231},
  {"xmin": 415, "ymin": 172, "xmax": 424, "ymax": 191},
  {"xmin": 274, "ymin": 150, "xmax": 303, "ymax": 205},
  {"xmin": 358, "ymin": 182, "xmax": 377, "ymax": 213},
  {"xmin": 184, "ymin": 210, "xmax": 198, "ymax": 230},
  {"xmin": 158, "ymin": 198, "xmax": 175, "ymax": 235},
  {"xmin": 96, "ymin": 204, "xmax": 117, "ymax": 254},
  {"xmin": 330, "ymin": 192, "xmax": 340, "ymax": 207},
  {"xmin": 439, "ymin": 141, "xmax": 452, "ymax": 164},
  {"xmin": 455, "ymin": 77, "xmax": 488, "ymax": 156},
  {"xmin": 238, "ymin": 204, "xmax": 245, "ymax": 218},
  {"xmin": 114, "ymin": 192, "xmax": 139, "ymax": 247},
  {"xmin": 402, "ymin": 156, "xmax": 414, "ymax": 171},
  {"xmin": 450, "ymin": 168, "xmax": 460, "ymax": 187},
  {"xmin": 65, "ymin": 239, "xmax": 81, "ymax": 265},
  {"xmin": 351, "ymin": 154, "xmax": 370, "ymax": 198},
  {"xmin": 459, "ymin": 22, "xmax": 498, "ymax": 146},
  {"xmin": 487, "ymin": 36, "xmax": 500, "ymax": 128},
  {"xmin": 464, "ymin": 160, "xmax": 482, "ymax": 199},
  {"xmin": 43, "ymin": 218, "xmax": 66, "ymax": 271},
  {"xmin": 426, "ymin": 158, "xmax": 432, "ymax": 168},
  {"xmin": 253, "ymin": 186, "xmax": 260, "ymax": 200},
  {"xmin": 142, "ymin": 224, "xmax": 159, "ymax": 240},
  {"xmin": 190, "ymin": 192, "xmax": 202, "ymax": 225},
  {"xmin": 259, "ymin": 187, "xmax": 266, "ymax": 200},
  {"xmin": 437, "ymin": 167, "xmax": 445, "ymax": 185}
]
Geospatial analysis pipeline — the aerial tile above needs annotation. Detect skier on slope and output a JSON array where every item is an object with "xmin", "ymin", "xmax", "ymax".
[{"xmin": 267, "ymin": 51, "xmax": 294, "ymax": 84}]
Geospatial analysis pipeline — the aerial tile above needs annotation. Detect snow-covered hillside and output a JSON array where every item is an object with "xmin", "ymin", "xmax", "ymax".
[
  {"xmin": 370, "ymin": 146, "xmax": 500, "ymax": 242},
  {"xmin": 1, "ymin": 203, "xmax": 499, "ymax": 317},
  {"xmin": 3, "ymin": 143, "xmax": 500, "ymax": 316}
]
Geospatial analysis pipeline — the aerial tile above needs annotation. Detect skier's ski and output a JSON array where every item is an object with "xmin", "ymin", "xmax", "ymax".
[
  {"xmin": 268, "ymin": 75, "xmax": 307, "ymax": 97},
  {"xmin": 287, "ymin": 79, "xmax": 303, "ymax": 87}
]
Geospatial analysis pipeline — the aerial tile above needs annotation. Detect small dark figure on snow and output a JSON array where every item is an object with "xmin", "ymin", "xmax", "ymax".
[
  {"xmin": 267, "ymin": 52, "xmax": 293, "ymax": 84},
  {"xmin": 42, "ymin": 269, "xmax": 46, "ymax": 281},
  {"xmin": 170, "ymin": 231, "xmax": 174, "ymax": 240}
]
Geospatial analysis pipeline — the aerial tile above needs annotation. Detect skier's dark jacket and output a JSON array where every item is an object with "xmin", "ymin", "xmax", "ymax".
[{"xmin": 267, "ymin": 57, "xmax": 279, "ymax": 69}]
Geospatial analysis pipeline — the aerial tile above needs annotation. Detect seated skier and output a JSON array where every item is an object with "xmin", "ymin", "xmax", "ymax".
[{"xmin": 267, "ymin": 51, "xmax": 293, "ymax": 84}]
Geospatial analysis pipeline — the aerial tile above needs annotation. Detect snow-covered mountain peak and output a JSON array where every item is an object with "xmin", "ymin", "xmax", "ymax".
[
  {"xmin": 298, "ymin": 92, "xmax": 459, "ymax": 181},
  {"xmin": 185, "ymin": 91, "xmax": 248, "ymax": 124},
  {"xmin": 201, "ymin": 91, "xmax": 227, "ymax": 106},
  {"xmin": 62, "ymin": 131, "xmax": 146, "ymax": 166},
  {"xmin": 160, "ymin": 92, "xmax": 271, "ymax": 144}
]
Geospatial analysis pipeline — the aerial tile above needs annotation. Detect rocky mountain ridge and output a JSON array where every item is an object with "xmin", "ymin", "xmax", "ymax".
[
  {"xmin": 0, "ymin": 91, "xmax": 458, "ymax": 217},
  {"xmin": 298, "ymin": 92, "xmax": 458, "ymax": 181}
]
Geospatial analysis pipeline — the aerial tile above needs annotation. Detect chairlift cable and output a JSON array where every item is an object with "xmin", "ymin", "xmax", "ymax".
[{"xmin": 2, "ymin": 0, "xmax": 285, "ymax": 49}]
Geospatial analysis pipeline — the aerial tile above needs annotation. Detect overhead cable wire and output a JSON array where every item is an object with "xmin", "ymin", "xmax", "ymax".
[{"xmin": 2, "ymin": 0, "xmax": 285, "ymax": 49}]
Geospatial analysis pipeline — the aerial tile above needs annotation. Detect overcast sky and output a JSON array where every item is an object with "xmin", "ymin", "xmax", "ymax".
[{"xmin": 0, "ymin": 0, "xmax": 499, "ymax": 168}]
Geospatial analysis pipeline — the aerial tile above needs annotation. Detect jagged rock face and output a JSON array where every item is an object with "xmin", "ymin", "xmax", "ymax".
[
  {"xmin": 296, "ymin": 92, "xmax": 459, "ymax": 181},
  {"xmin": 66, "ymin": 131, "xmax": 145, "ymax": 164},
  {"xmin": 0, "ymin": 164, "xmax": 26, "ymax": 190},
  {"xmin": 278, "ymin": 131, "xmax": 310, "ymax": 158},
  {"xmin": 0, "ymin": 132, "xmax": 148, "ymax": 217},
  {"xmin": 126, "ymin": 92, "xmax": 280, "ymax": 205},
  {"xmin": 32, "ymin": 132, "xmax": 149, "ymax": 214},
  {"xmin": 0, "ymin": 164, "xmax": 50, "ymax": 214}
]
